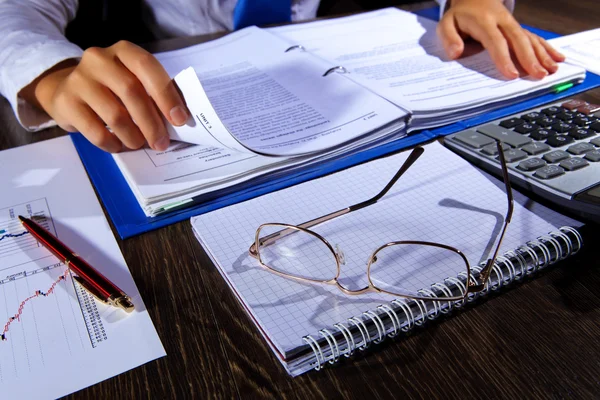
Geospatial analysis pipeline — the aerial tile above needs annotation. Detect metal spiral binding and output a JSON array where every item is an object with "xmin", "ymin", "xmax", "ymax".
[{"xmin": 301, "ymin": 227, "xmax": 583, "ymax": 371}]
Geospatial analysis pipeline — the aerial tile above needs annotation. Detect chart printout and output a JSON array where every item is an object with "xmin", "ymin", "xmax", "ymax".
[{"xmin": 0, "ymin": 137, "xmax": 165, "ymax": 398}]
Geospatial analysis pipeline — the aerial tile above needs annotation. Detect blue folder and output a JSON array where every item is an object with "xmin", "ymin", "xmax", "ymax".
[{"xmin": 71, "ymin": 7, "xmax": 600, "ymax": 239}]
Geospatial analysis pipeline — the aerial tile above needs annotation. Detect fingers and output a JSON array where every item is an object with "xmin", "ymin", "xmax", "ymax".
[
  {"xmin": 78, "ymin": 80, "xmax": 146, "ymax": 150},
  {"xmin": 536, "ymin": 34, "xmax": 566, "ymax": 62},
  {"xmin": 527, "ymin": 32, "xmax": 558, "ymax": 74},
  {"xmin": 82, "ymin": 48, "xmax": 169, "ymax": 150},
  {"xmin": 501, "ymin": 22, "xmax": 548, "ymax": 79},
  {"xmin": 466, "ymin": 20, "xmax": 519, "ymax": 79},
  {"xmin": 437, "ymin": 15, "xmax": 465, "ymax": 59},
  {"xmin": 112, "ymin": 41, "xmax": 189, "ymax": 127},
  {"xmin": 66, "ymin": 101, "xmax": 123, "ymax": 153}
]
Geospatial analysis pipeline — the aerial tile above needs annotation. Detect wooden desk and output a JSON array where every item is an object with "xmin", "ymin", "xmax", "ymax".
[{"xmin": 1, "ymin": 2, "xmax": 599, "ymax": 398}]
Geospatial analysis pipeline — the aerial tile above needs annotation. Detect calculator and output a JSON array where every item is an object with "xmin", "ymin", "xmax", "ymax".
[{"xmin": 444, "ymin": 96, "xmax": 600, "ymax": 223}]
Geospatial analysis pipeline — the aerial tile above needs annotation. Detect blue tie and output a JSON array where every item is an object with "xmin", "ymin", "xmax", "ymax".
[{"xmin": 233, "ymin": 0, "xmax": 292, "ymax": 30}]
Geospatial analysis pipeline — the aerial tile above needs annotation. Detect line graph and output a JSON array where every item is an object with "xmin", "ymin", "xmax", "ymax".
[
  {"xmin": 0, "ymin": 198, "xmax": 56, "ymax": 268},
  {"xmin": 0, "ymin": 199, "xmax": 108, "ymax": 383},
  {"xmin": 2, "ymin": 267, "xmax": 69, "ymax": 342}
]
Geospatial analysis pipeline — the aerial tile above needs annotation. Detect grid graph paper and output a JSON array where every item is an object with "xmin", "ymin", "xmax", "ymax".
[{"xmin": 192, "ymin": 141, "xmax": 579, "ymax": 358}]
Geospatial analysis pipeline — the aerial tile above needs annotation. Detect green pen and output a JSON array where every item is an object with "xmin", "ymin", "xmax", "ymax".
[{"xmin": 553, "ymin": 82, "xmax": 574, "ymax": 93}]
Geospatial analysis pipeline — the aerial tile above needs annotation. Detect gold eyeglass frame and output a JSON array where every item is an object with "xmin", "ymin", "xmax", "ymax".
[{"xmin": 249, "ymin": 141, "xmax": 514, "ymax": 302}]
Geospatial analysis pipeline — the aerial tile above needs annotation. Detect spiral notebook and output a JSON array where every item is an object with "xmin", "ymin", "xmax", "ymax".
[{"xmin": 191, "ymin": 141, "xmax": 583, "ymax": 376}]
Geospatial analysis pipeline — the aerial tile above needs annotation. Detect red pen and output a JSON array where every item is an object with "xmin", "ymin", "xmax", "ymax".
[{"xmin": 19, "ymin": 215, "xmax": 134, "ymax": 313}]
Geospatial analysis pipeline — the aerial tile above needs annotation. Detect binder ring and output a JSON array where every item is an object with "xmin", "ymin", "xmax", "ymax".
[
  {"xmin": 526, "ymin": 239, "xmax": 549, "ymax": 269},
  {"xmin": 303, "ymin": 335, "xmax": 324, "ymax": 370},
  {"xmin": 319, "ymin": 328, "xmax": 340, "ymax": 364},
  {"xmin": 334, "ymin": 322, "xmax": 355, "ymax": 357},
  {"xmin": 364, "ymin": 311, "xmax": 385, "ymax": 343},
  {"xmin": 443, "ymin": 276, "xmax": 467, "ymax": 307},
  {"xmin": 505, "ymin": 250, "xmax": 526, "ymax": 280},
  {"xmin": 377, "ymin": 304, "xmax": 400, "ymax": 337},
  {"xmin": 517, "ymin": 244, "xmax": 539, "ymax": 275},
  {"xmin": 560, "ymin": 227, "xmax": 582, "ymax": 254},
  {"xmin": 392, "ymin": 299, "xmax": 415, "ymax": 331},
  {"xmin": 552, "ymin": 230, "xmax": 572, "ymax": 257},
  {"xmin": 496, "ymin": 255, "xmax": 516, "ymax": 283},
  {"xmin": 472, "ymin": 264, "xmax": 490, "ymax": 295},
  {"xmin": 417, "ymin": 288, "xmax": 440, "ymax": 319},
  {"xmin": 534, "ymin": 238, "xmax": 552, "ymax": 267},
  {"xmin": 323, "ymin": 66, "xmax": 348, "ymax": 77},
  {"xmin": 490, "ymin": 262, "xmax": 504, "ymax": 291},
  {"xmin": 285, "ymin": 44, "xmax": 306, "ymax": 52},
  {"xmin": 540, "ymin": 235, "xmax": 562, "ymax": 262},
  {"xmin": 430, "ymin": 282, "xmax": 453, "ymax": 314},
  {"xmin": 411, "ymin": 298, "xmax": 428, "ymax": 326},
  {"xmin": 348, "ymin": 317, "xmax": 370, "ymax": 350}
]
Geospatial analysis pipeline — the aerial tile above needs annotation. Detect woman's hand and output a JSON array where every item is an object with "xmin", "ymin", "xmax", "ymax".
[
  {"xmin": 437, "ymin": 0, "xmax": 565, "ymax": 80},
  {"xmin": 23, "ymin": 41, "xmax": 189, "ymax": 153}
]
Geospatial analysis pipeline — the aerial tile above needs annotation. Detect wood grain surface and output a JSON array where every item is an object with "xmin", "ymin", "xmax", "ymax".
[{"xmin": 1, "ymin": 1, "xmax": 599, "ymax": 399}]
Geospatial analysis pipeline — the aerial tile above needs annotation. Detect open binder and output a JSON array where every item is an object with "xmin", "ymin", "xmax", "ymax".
[{"xmin": 71, "ymin": 7, "xmax": 600, "ymax": 238}]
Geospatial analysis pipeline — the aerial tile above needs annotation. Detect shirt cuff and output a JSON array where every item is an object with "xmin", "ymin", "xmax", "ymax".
[
  {"xmin": 438, "ymin": 0, "xmax": 516, "ymax": 20},
  {"xmin": 1, "ymin": 40, "xmax": 83, "ymax": 131}
]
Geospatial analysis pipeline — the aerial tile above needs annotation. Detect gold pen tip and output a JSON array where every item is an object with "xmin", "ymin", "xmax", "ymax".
[{"xmin": 115, "ymin": 297, "xmax": 135, "ymax": 313}]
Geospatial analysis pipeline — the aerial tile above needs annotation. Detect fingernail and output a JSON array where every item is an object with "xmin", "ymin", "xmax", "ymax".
[
  {"xmin": 170, "ymin": 105, "xmax": 188, "ymax": 126},
  {"xmin": 537, "ymin": 67, "xmax": 548, "ymax": 77},
  {"xmin": 154, "ymin": 136, "xmax": 170, "ymax": 152},
  {"xmin": 449, "ymin": 44, "xmax": 461, "ymax": 58},
  {"xmin": 508, "ymin": 66, "xmax": 519, "ymax": 77}
]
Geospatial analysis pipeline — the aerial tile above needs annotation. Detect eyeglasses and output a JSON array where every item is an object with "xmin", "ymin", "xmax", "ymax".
[{"xmin": 249, "ymin": 141, "xmax": 514, "ymax": 302}]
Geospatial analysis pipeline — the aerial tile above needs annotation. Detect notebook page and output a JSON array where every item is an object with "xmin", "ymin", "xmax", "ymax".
[
  {"xmin": 191, "ymin": 141, "xmax": 579, "ymax": 357},
  {"xmin": 270, "ymin": 8, "xmax": 585, "ymax": 117}
]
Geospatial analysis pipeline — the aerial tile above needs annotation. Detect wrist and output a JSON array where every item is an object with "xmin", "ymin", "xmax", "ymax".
[{"xmin": 20, "ymin": 59, "xmax": 78, "ymax": 112}]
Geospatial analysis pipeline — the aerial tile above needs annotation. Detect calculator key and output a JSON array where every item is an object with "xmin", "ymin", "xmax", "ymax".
[
  {"xmin": 567, "ymin": 142, "xmax": 595, "ymax": 155},
  {"xmin": 514, "ymin": 123, "xmax": 537, "ymax": 134},
  {"xmin": 562, "ymin": 99, "xmax": 587, "ymax": 110},
  {"xmin": 499, "ymin": 118, "xmax": 524, "ymax": 128},
  {"xmin": 590, "ymin": 122, "xmax": 600, "ymax": 132},
  {"xmin": 555, "ymin": 113, "xmax": 574, "ymax": 121},
  {"xmin": 517, "ymin": 158, "xmax": 547, "ymax": 171},
  {"xmin": 541, "ymin": 106, "xmax": 561, "ymax": 115},
  {"xmin": 559, "ymin": 157, "xmax": 589, "ymax": 171},
  {"xmin": 543, "ymin": 150, "xmax": 570, "ymax": 163},
  {"xmin": 569, "ymin": 128, "xmax": 596, "ymax": 140},
  {"xmin": 481, "ymin": 142, "xmax": 510, "ymax": 155},
  {"xmin": 529, "ymin": 129, "xmax": 556, "ymax": 141},
  {"xmin": 591, "ymin": 137, "xmax": 600, "ymax": 146},
  {"xmin": 576, "ymin": 103, "xmax": 600, "ymax": 115},
  {"xmin": 522, "ymin": 112, "xmax": 542, "ymax": 122},
  {"xmin": 522, "ymin": 142, "xmax": 550, "ymax": 155},
  {"xmin": 453, "ymin": 130, "xmax": 495, "ymax": 149},
  {"xmin": 538, "ymin": 117, "xmax": 557, "ymax": 127},
  {"xmin": 499, "ymin": 149, "xmax": 528, "ymax": 163},
  {"xmin": 534, "ymin": 165, "xmax": 565, "ymax": 179},
  {"xmin": 573, "ymin": 116, "xmax": 596, "ymax": 126},
  {"xmin": 551, "ymin": 122, "xmax": 574, "ymax": 133},
  {"xmin": 476, "ymin": 124, "xmax": 532, "ymax": 147},
  {"xmin": 585, "ymin": 150, "xmax": 600, "ymax": 162},
  {"xmin": 546, "ymin": 135, "xmax": 575, "ymax": 147}
]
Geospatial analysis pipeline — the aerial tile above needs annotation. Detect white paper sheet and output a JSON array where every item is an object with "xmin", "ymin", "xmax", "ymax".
[
  {"xmin": 0, "ymin": 136, "xmax": 165, "ymax": 398},
  {"xmin": 549, "ymin": 28, "xmax": 600, "ymax": 76},
  {"xmin": 271, "ymin": 8, "xmax": 586, "ymax": 118}
]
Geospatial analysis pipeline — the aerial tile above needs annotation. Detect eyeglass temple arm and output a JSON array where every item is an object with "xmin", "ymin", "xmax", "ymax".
[
  {"xmin": 468, "ymin": 140, "xmax": 514, "ymax": 292},
  {"xmin": 256, "ymin": 146, "xmax": 425, "ymax": 248}
]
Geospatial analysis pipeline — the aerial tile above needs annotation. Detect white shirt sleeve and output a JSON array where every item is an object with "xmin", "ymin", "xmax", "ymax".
[
  {"xmin": 436, "ymin": 0, "xmax": 515, "ymax": 19},
  {"xmin": 0, "ymin": 0, "xmax": 83, "ymax": 131}
]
